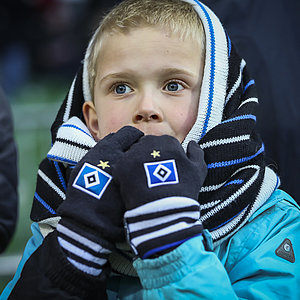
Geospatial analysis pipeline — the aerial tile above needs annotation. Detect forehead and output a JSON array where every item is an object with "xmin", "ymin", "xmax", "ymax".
[
  {"xmin": 99, "ymin": 24, "xmax": 204, "ymax": 52},
  {"xmin": 96, "ymin": 27, "xmax": 204, "ymax": 78}
]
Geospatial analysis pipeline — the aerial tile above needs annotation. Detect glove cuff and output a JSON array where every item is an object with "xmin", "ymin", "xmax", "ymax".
[
  {"xmin": 57, "ymin": 218, "xmax": 112, "ymax": 276},
  {"xmin": 124, "ymin": 196, "xmax": 203, "ymax": 259},
  {"xmin": 137, "ymin": 226, "xmax": 203, "ymax": 259}
]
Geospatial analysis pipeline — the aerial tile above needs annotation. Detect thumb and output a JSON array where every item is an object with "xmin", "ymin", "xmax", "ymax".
[
  {"xmin": 110, "ymin": 126, "xmax": 144, "ymax": 151},
  {"xmin": 186, "ymin": 141, "xmax": 204, "ymax": 162},
  {"xmin": 186, "ymin": 141, "xmax": 208, "ymax": 181}
]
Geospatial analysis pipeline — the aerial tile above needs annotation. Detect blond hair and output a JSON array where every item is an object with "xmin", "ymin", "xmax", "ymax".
[{"xmin": 86, "ymin": 0, "xmax": 205, "ymax": 99}]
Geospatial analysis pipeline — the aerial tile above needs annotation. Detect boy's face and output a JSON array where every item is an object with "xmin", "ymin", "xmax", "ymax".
[{"xmin": 83, "ymin": 27, "xmax": 204, "ymax": 143}]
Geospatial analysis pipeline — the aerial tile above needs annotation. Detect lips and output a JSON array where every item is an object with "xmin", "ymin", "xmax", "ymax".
[{"xmin": 133, "ymin": 124, "xmax": 173, "ymax": 137}]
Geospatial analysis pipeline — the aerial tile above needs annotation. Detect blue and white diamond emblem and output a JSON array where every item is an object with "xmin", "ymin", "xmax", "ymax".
[
  {"xmin": 144, "ymin": 159, "xmax": 179, "ymax": 188},
  {"xmin": 84, "ymin": 170, "xmax": 100, "ymax": 188},
  {"xmin": 72, "ymin": 162, "xmax": 112, "ymax": 199}
]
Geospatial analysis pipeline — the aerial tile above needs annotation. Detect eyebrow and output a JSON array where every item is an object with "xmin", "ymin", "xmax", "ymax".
[
  {"xmin": 98, "ymin": 72, "xmax": 133, "ymax": 85},
  {"xmin": 98, "ymin": 67, "xmax": 198, "ymax": 85},
  {"xmin": 159, "ymin": 68, "xmax": 198, "ymax": 79}
]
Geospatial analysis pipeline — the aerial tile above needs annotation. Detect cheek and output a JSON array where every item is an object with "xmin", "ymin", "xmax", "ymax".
[
  {"xmin": 170, "ymin": 102, "xmax": 198, "ymax": 139},
  {"xmin": 98, "ymin": 110, "xmax": 129, "ymax": 139}
]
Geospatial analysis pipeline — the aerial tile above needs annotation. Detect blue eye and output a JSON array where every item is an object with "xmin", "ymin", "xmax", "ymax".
[
  {"xmin": 114, "ymin": 84, "xmax": 132, "ymax": 94},
  {"xmin": 165, "ymin": 81, "xmax": 184, "ymax": 92}
]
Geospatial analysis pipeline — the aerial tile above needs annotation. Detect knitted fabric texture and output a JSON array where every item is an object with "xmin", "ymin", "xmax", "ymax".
[{"xmin": 30, "ymin": 0, "xmax": 279, "ymax": 275}]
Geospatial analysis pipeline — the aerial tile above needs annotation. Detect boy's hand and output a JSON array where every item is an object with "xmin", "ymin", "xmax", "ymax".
[
  {"xmin": 56, "ymin": 126, "xmax": 143, "ymax": 276},
  {"xmin": 113, "ymin": 135, "xmax": 207, "ymax": 259}
]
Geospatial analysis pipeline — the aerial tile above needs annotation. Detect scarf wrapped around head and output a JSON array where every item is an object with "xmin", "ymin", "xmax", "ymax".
[{"xmin": 31, "ymin": 0, "xmax": 279, "ymax": 271}]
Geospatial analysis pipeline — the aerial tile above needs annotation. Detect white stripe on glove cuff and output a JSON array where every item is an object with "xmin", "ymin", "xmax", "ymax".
[
  {"xmin": 124, "ymin": 196, "xmax": 202, "ymax": 258},
  {"xmin": 57, "ymin": 223, "xmax": 111, "ymax": 276}
]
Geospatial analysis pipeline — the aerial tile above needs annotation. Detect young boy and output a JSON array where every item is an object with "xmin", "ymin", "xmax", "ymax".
[{"xmin": 2, "ymin": 0, "xmax": 299, "ymax": 299}]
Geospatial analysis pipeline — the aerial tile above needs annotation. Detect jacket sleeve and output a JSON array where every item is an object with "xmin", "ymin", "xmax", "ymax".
[
  {"xmin": 2, "ymin": 223, "xmax": 110, "ymax": 300},
  {"xmin": 0, "ymin": 87, "xmax": 18, "ymax": 253},
  {"xmin": 133, "ymin": 234, "xmax": 239, "ymax": 300},
  {"xmin": 133, "ymin": 194, "xmax": 300, "ymax": 300}
]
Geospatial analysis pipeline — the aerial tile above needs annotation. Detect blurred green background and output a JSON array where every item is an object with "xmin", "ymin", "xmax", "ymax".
[
  {"xmin": 0, "ymin": 0, "xmax": 117, "ymax": 294},
  {"xmin": 0, "ymin": 81, "xmax": 65, "ymax": 292}
]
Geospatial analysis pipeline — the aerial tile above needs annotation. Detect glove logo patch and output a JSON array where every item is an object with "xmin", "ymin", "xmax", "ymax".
[
  {"xmin": 73, "ymin": 162, "xmax": 112, "ymax": 199},
  {"xmin": 144, "ymin": 159, "xmax": 179, "ymax": 188}
]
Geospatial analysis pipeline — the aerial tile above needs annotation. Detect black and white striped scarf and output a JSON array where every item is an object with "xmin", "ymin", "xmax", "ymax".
[{"xmin": 30, "ymin": 0, "xmax": 279, "ymax": 275}]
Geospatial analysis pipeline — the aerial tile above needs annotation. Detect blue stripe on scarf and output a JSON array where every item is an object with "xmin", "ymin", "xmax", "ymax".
[
  {"xmin": 209, "ymin": 207, "xmax": 247, "ymax": 231},
  {"xmin": 61, "ymin": 124, "xmax": 93, "ymax": 138},
  {"xmin": 225, "ymin": 179, "xmax": 244, "ymax": 186},
  {"xmin": 54, "ymin": 161, "xmax": 67, "ymax": 191},
  {"xmin": 47, "ymin": 154, "xmax": 77, "ymax": 165},
  {"xmin": 34, "ymin": 192, "xmax": 56, "ymax": 215},
  {"xmin": 207, "ymin": 144, "xmax": 264, "ymax": 169},
  {"xmin": 222, "ymin": 114, "xmax": 256, "ymax": 124},
  {"xmin": 243, "ymin": 79, "xmax": 255, "ymax": 93},
  {"xmin": 193, "ymin": 0, "xmax": 216, "ymax": 138},
  {"xmin": 227, "ymin": 34, "xmax": 232, "ymax": 58}
]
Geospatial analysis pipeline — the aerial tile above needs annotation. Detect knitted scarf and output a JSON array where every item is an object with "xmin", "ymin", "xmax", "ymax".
[{"xmin": 30, "ymin": 0, "xmax": 279, "ymax": 276}]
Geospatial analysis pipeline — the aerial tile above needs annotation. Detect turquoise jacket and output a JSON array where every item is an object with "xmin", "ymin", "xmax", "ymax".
[{"xmin": 2, "ymin": 189, "xmax": 299, "ymax": 299}]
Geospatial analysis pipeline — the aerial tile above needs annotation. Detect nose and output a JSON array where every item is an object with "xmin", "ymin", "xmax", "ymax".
[{"xmin": 132, "ymin": 92, "xmax": 163, "ymax": 123}]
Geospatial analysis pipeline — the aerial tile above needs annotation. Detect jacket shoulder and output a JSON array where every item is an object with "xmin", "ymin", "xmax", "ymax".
[
  {"xmin": 250, "ymin": 189, "xmax": 299, "ymax": 221},
  {"xmin": 216, "ymin": 189, "xmax": 300, "ymax": 275}
]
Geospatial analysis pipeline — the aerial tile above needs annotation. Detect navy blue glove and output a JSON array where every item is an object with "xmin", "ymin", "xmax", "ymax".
[
  {"xmin": 56, "ymin": 126, "xmax": 143, "ymax": 276},
  {"xmin": 113, "ymin": 135, "xmax": 207, "ymax": 259}
]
